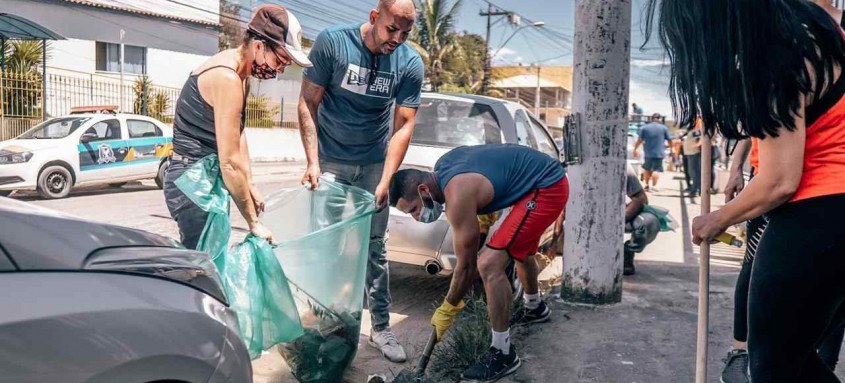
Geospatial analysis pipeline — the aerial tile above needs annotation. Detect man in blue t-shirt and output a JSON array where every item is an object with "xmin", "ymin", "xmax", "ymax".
[
  {"xmin": 633, "ymin": 113, "xmax": 672, "ymax": 192},
  {"xmin": 297, "ymin": 0, "xmax": 423, "ymax": 363}
]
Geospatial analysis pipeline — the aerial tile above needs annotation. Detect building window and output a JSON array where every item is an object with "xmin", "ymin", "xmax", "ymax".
[{"xmin": 96, "ymin": 42, "xmax": 146, "ymax": 74}]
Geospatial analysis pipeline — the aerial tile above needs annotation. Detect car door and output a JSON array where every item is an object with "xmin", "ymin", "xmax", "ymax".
[
  {"xmin": 513, "ymin": 110, "xmax": 539, "ymax": 148},
  {"xmin": 76, "ymin": 118, "xmax": 128, "ymax": 182},
  {"xmin": 125, "ymin": 119, "xmax": 167, "ymax": 177},
  {"xmin": 527, "ymin": 115, "xmax": 560, "ymax": 160}
]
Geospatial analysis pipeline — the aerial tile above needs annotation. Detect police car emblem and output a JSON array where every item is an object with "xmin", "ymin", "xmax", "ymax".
[{"xmin": 96, "ymin": 144, "xmax": 117, "ymax": 164}]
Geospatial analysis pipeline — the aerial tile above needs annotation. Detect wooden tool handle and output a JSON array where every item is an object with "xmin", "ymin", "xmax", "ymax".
[{"xmin": 415, "ymin": 327, "xmax": 438, "ymax": 375}]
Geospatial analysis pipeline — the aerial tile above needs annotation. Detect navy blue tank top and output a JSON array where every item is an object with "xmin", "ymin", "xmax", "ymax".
[
  {"xmin": 434, "ymin": 144, "xmax": 565, "ymax": 214},
  {"xmin": 172, "ymin": 66, "xmax": 246, "ymax": 159}
]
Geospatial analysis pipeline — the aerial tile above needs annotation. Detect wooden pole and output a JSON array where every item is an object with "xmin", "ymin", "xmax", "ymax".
[{"xmin": 695, "ymin": 132, "xmax": 713, "ymax": 383}]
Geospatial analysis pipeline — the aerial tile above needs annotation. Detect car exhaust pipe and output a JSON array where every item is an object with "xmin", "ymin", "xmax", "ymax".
[{"xmin": 424, "ymin": 260, "xmax": 443, "ymax": 275}]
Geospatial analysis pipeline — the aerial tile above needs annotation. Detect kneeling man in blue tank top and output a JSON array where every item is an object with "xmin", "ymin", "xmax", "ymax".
[{"xmin": 389, "ymin": 143, "xmax": 569, "ymax": 382}]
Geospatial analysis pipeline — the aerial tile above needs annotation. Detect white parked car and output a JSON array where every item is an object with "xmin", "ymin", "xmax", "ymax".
[
  {"xmin": 387, "ymin": 93, "xmax": 562, "ymax": 276},
  {"xmin": 0, "ymin": 107, "xmax": 173, "ymax": 199}
]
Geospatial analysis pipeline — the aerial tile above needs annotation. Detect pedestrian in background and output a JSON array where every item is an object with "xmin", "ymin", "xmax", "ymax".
[
  {"xmin": 682, "ymin": 121, "xmax": 702, "ymax": 197},
  {"xmin": 647, "ymin": 0, "xmax": 845, "ymax": 380},
  {"xmin": 164, "ymin": 5, "xmax": 312, "ymax": 249},
  {"xmin": 633, "ymin": 113, "xmax": 673, "ymax": 192}
]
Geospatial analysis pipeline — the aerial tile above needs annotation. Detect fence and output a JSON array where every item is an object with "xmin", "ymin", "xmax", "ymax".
[{"xmin": 1, "ymin": 68, "xmax": 296, "ymax": 140}]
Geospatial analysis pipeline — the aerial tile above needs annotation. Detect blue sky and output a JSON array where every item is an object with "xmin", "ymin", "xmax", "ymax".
[{"xmin": 243, "ymin": 0, "xmax": 674, "ymax": 116}]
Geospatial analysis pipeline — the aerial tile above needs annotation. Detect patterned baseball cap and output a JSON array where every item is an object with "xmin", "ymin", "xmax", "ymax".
[{"xmin": 247, "ymin": 4, "xmax": 312, "ymax": 67}]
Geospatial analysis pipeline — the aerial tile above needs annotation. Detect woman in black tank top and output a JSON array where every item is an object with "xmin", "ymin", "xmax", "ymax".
[{"xmin": 163, "ymin": 4, "xmax": 312, "ymax": 249}]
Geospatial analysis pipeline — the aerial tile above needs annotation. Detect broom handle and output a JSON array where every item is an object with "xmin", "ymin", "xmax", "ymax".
[
  {"xmin": 695, "ymin": 132, "xmax": 713, "ymax": 383},
  {"xmin": 415, "ymin": 327, "xmax": 438, "ymax": 375}
]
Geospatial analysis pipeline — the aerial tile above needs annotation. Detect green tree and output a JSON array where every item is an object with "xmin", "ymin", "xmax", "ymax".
[
  {"xmin": 414, "ymin": 0, "xmax": 462, "ymax": 92},
  {"xmin": 245, "ymin": 95, "xmax": 280, "ymax": 128},
  {"xmin": 2, "ymin": 40, "xmax": 50, "ymax": 118},
  {"xmin": 440, "ymin": 32, "xmax": 487, "ymax": 94},
  {"xmin": 131, "ymin": 75, "xmax": 172, "ymax": 121},
  {"xmin": 132, "ymin": 75, "xmax": 153, "ymax": 115}
]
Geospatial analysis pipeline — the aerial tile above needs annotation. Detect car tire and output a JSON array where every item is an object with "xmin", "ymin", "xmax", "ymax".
[
  {"xmin": 37, "ymin": 165, "xmax": 73, "ymax": 199},
  {"xmin": 154, "ymin": 160, "xmax": 168, "ymax": 189},
  {"xmin": 108, "ymin": 182, "xmax": 128, "ymax": 188},
  {"xmin": 0, "ymin": 190, "xmax": 12, "ymax": 197}
]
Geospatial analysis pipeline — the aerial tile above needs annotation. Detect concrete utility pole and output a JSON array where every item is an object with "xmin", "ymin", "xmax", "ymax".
[
  {"xmin": 480, "ymin": 4, "xmax": 510, "ymax": 95},
  {"xmin": 561, "ymin": 0, "xmax": 632, "ymax": 304}
]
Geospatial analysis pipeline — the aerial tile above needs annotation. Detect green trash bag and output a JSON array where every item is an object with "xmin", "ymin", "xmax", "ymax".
[
  {"xmin": 643, "ymin": 204, "xmax": 680, "ymax": 232},
  {"xmin": 174, "ymin": 154, "xmax": 303, "ymax": 360},
  {"xmin": 261, "ymin": 178, "xmax": 376, "ymax": 383}
]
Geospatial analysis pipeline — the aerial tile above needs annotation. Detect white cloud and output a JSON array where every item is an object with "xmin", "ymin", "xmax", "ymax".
[
  {"xmin": 631, "ymin": 59, "xmax": 669, "ymax": 67},
  {"xmin": 629, "ymin": 79, "xmax": 673, "ymax": 118},
  {"xmin": 493, "ymin": 47, "xmax": 518, "ymax": 59}
]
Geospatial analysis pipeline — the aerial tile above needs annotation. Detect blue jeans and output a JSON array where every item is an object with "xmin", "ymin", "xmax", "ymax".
[
  {"xmin": 624, "ymin": 211, "xmax": 660, "ymax": 253},
  {"xmin": 320, "ymin": 159, "xmax": 391, "ymax": 331},
  {"xmin": 163, "ymin": 158, "xmax": 210, "ymax": 250},
  {"xmin": 686, "ymin": 153, "xmax": 702, "ymax": 194}
]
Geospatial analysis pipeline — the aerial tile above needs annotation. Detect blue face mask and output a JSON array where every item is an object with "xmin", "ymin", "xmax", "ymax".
[{"xmin": 417, "ymin": 188, "xmax": 443, "ymax": 223}]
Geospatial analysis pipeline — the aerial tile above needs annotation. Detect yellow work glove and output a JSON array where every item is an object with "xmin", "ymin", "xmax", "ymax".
[{"xmin": 431, "ymin": 299, "xmax": 465, "ymax": 340}]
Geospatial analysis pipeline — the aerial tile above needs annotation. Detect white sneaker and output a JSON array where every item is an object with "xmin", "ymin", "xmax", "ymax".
[{"xmin": 368, "ymin": 328, "xmax": 407, "ymax": 363}]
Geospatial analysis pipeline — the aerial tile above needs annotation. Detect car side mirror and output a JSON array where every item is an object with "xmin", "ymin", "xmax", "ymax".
[{"xmin": 80, "ymin": 132, "xmax": 98, "ymax": 143}]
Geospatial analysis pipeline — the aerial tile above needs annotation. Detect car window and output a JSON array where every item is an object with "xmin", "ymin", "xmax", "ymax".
[
  {"xmin": 514, "ymin": 111, "xmax": 538, "ymax": 148},
  {"xmin": 411, "ymin": 98, "xmax": 503, "ymax": 147},
  {"xmin": 528, "ymin": 116, "xmax": 558, "ymax": 158},
  {"xmin": 82, "ymin": 119, "xmax": 121, "ymax": 142},
  {"xmin": 127, "ymin": 120, "xmax": 162, "ymax": 138},
  {"xmin": 19, "ymin": 117, "xmax": 92, "ymax": 139}
]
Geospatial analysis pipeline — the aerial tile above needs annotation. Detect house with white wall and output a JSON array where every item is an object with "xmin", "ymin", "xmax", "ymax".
[{"xmin": 1, "ymin": 0, "xmax": 220, "ymax": 90}]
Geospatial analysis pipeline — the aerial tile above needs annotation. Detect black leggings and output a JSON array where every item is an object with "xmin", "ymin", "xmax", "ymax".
[
  {"xmin": 733, "ymin": 214, "xmax": 845, "ymax": 370},
  {"xmin": 748, "ymin": 195, "xmax": 845, "ymax": 382},
  {"xmin": 733, "ymin": 214, "xmax": 768, "ymax": 343}
]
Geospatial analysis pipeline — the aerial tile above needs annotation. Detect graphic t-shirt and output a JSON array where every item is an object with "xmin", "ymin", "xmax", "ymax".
[{"xmin": 304, "ymin": 24, "xmax": 424, "ymax": 165}]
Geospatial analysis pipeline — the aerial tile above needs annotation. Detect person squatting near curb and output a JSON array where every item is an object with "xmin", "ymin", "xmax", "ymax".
[
  {"xmin": 388, "ymin": 144, "xmax": 568, "ymax": 382},
  {"xmin": 164, "ymin": 4, "xmax": 312, "ymax": 248},
  {"xmin": 296, "ymin": 0, "xmax": 424, "ymax": 364},
  {"xmin": 647, "ymin": 0, "xmax": 845, "ymax": 380},
  {"xmin": 623, "ymin": 164, "xmax": 661, "ymax": 276}
]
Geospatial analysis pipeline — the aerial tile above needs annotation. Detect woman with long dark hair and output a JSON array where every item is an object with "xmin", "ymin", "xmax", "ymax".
[{"xmin": 646, "ymin": 0, "xmax": 845, "ymax": 381}]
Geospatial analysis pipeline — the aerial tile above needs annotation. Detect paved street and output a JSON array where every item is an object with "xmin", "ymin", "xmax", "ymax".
[
  {"xmin": 17, "ymin": 161, "xmax": 451, "ymax": 382},
  {"xmin": 13, "ymin": 164, "xmax": 845, "ymax": 382}
]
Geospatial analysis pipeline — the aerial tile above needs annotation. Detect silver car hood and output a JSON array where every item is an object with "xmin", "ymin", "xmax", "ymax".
[{"xmin": 0, "ymin": 197, "xmax": 180, "ymax": 270}]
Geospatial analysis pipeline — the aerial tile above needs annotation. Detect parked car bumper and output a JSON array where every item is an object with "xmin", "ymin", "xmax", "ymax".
[
  {"xmin": 387, "ymin": 208, "xmax": 455, "ymax": 276},
  {"xmin": 0, "ymin": 162, "xmax": 38, "ymax": 191}
]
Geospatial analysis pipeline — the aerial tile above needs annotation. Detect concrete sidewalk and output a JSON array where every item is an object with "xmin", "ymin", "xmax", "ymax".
[{"xmin": 496, "ymin": 169, "xmax": 845, "ymax": 382}]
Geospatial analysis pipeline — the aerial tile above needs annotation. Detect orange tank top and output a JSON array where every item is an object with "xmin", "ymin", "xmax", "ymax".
[
  {"xmin": 749, "ymin": 138, "xmax": 760, "ymax": 175},
  {"xmin": 789, "ymin": 77, "xmax": 845, "ymax": 202}
]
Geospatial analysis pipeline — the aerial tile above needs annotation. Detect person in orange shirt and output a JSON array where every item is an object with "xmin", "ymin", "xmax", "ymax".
[{"xmin": 647, "ymin": 0, "xmax": 845, "ymax": 380}]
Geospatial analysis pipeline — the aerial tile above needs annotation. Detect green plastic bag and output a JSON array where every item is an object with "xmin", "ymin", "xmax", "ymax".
[
  {"xmin": 643, "ymin": 204, "xmax": 680, "ymax": 232},
  {"xmin": 175, "ymin": 154, "xmax": 303, "ymax": 359},
  {"xmin": 261, "ymin": 178, "xmax": 376, "ymax": 383}
]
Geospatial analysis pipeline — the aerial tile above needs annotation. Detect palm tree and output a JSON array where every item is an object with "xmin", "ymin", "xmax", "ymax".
[
  {"xmin": 4, "ymin": 40, "xmax": 47, "ymax": 73},
  {"xmin": 414, "ymin": 0, "xmax": 462, "ymax": 92}
]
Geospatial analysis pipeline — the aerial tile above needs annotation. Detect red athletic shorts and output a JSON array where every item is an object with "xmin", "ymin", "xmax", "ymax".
[{"xmin": 487, "ymin": 177, "xmax": 569, "ymax": 261}]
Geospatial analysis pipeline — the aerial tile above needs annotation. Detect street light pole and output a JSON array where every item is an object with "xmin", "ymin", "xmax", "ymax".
[
  {"xmin": 533, "ymin": 64, "xmax": 541, "ymax": 117},
  {"xmin": 480, "ymin": 5, "xmax": 511, "ymax": 95},
  {"xmin": 490, "ymin": 21, "xmax": 546, "ymax": 60},
  {"xmin": 119, "ymin": 29, "xmax": 125, "ymax": 112}
]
